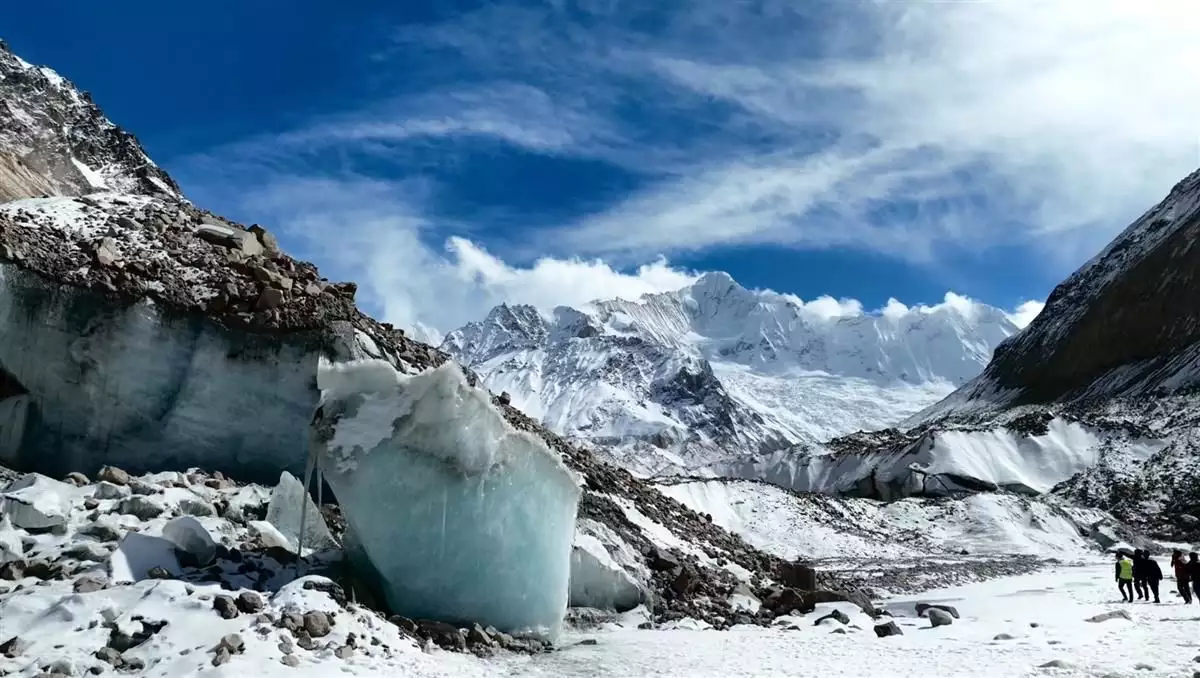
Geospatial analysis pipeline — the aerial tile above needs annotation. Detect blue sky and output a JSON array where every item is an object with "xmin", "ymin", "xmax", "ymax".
[{"xmin": 6, "ymin": 1, "xmax": 1199, "ymax": 335}]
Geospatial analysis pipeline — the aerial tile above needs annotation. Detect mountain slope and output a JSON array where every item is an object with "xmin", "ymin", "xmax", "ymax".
[
  {"xmin": 736, "ymin": 167, "xmax": 1200, "ymax": 538},
  {"xmin": 443, "ymin": 274, "xmax": 1020, "ymax": 476},
  {"xmin": 0, "ymin": 39, "xmax": 180, "ymax": 202}
]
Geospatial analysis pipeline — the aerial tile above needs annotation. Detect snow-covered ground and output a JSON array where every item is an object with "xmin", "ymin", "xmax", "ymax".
[
  {"xmin": 7, "ymin": 553, "xmax": 1192, "ymax": 677},
  {"xmin": 500, "ymin": 563, "xmax": 1199, "ymax": 678},
  {"xmin": 655, "ymin": 479, "xmax": 1113, "ymax": 562}
]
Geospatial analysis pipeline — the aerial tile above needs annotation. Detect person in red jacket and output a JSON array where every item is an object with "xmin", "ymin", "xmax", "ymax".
[{"xmin": 1171, "ymin": 550, "xmax": 1191, "ymax": 603}]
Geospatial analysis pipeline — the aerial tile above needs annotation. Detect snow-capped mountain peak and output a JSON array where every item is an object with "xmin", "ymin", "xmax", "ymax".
[
  {"xmin": 0, "ymin": 39, "xmax": 181, "ymax": 202},
  {"xmin": 443, "ymin": 276, "xmax": 1021, "ymax": 475}
]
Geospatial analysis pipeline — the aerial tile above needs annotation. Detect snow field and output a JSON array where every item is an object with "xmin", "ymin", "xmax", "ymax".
[{"xmin": 657, "ymin": 479, "xmax": 1113, "ymax": 562}]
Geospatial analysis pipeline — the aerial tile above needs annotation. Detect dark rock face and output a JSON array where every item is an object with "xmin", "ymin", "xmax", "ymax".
[{"xmin": 949, "ymin": 169, "xmax": 1200, "ymax": 410}]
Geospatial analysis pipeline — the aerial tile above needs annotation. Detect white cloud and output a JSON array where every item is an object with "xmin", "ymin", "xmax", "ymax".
[
  {"xmin": 407, "ymin": 0, "xmax": 1200, "ymax": 270},
  {"xmin": 1008, "ymin": 300, "xmax": 1047, "ymax": 329},
  {"xmin": 202, "ymin": 174, "xmax": 699, "ymax": 333}
]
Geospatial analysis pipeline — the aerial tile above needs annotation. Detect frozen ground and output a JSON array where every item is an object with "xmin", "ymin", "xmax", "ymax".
[
  {"xmin": 498, "ymin": 563, "xmax": 1200, "ymax": 678},
  {"xmin": 7, "ymin": 558, "xmax": 1194, "ymax": 677}
]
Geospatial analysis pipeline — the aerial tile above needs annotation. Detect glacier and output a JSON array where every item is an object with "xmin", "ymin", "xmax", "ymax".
[
  {"xmin": 0, "ymin": 262, "xmax": 377, "ymax": 483},
  {"xmin": 311, "ymin": 359, "xmax": 582, "ymax": 639},
  {"xmin": 714, "ymin": 417, "xmax": 1128, "ymax": 500}
]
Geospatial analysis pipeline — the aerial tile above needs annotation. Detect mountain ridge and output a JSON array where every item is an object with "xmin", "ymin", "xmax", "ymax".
[{"xmin": 443, "ymin": 273, "xmax": 1023, "ymax": 475}]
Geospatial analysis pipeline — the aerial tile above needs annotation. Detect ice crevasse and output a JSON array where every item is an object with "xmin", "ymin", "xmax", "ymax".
[{"xmin": 310, "ymin": 359, "xmax": 582, "ymax": 639}]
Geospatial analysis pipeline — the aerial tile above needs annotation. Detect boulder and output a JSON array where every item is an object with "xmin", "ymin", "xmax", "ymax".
[
  {"xmin": 777, "ymin": 560, "xmax": 817, "ymax": 590},
  {"xmin": 160, "ymin": 516, "xmax": 217, "ymax": 567},
  {"xmin": 927, "ymin": 608, "xmax": 954, "ymax": 627},
  {"xmin": 1, "ymin": 473, "xmax": 72, "ymax": 530},
  {"xmin": 874, "ymin": 621, "xmax": 903, "ymax": 637},
  {"xmin": 916, "ymin": 603, "xmax": 960, "ymax": 619},
  {"xmin": 1086, "ymin": 610, "xmax": 1131, "ymax": 623}
]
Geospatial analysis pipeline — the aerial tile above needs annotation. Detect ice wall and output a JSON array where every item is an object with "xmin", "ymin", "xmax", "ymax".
[
  {"xmin": 0, "ymin": 264, "xmax": 335, "ymax": 482},
  {"xmin": 312, "ymin": 359, "xmax": 581, "ymax": 639},
  {"xmin": 716, "ymin": 418, "xmax": 1105, "ymax": 500}
]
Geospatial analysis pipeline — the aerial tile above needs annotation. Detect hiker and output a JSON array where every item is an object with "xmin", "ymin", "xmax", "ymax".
[
  {"xmin": 1132, "ymin": 550, "xmax": 1148, "ymax": 600},
  {"xmin": 1171, "ymin": 550, "xmax": 1191, "ymax": 603},
  {"xmin": 1189, "ymin": 553, "xmax": 1200, "ymax": 602},
  {"xmin": 1116, "ymin": 552, "xmax": 1135, "ymax": 602},
  {"xmin": 1143, "ymin": 551, "xmax": 1163, "ymax": 603}
]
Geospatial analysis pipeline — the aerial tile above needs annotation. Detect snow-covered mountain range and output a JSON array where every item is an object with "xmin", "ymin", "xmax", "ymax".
[
  {"xmin": 720, "ymin": 167, "xmax": 1200, "ymax": 538},
  {"xmin": 443, "ymin": 273, "xmax": 1022, "ymax": 476}
]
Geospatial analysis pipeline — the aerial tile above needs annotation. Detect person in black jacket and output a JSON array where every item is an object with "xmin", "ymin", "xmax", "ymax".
[
  {"xmin": 1172, "ymin": 550, "xmax": 1192, "ymax": 603},
  {"xmin": 1189, "ymin": 553, "xmax": 1200, "ymax": 602},
  {"xmin": 1143, "ymin": 551, "xmax": 1163, "ymax": 603},
  {"xmin": 1132, "ymin": 550, "xmax": 1148, "ymax": 600}
]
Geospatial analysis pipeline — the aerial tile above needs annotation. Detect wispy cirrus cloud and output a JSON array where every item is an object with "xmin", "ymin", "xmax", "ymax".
[{"xmin": 173, "ymin": 0, "xmax": 1195, "ymax": 333}]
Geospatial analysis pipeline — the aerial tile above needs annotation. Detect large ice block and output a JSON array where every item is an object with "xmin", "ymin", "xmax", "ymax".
[{"xmin": 311, "ymin": 359, "xmax": 581, "ymax": 639}]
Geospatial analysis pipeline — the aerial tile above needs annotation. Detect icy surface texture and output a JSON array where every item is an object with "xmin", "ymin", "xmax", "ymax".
[
  {"xmin": 312, "ymin": 359, "xmax": 582, "ymax": 638},
  {"xmin": 0, "ymin": 264, "xmax": 319, "ymax": 481},
  {"xmin": 265, "ymin": 471, "xmax": 336, "ymax": 554},
  {"xmin": 715, "ymin": 417, "xmax": 1108, "ymax": 500},
  {"xmin": 569, "ymin": 519, "xmax": 646, "ymax": 612}
]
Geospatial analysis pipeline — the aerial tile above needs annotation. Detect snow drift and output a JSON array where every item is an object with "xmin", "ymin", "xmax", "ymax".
[{"xmin": 311, "ymin": 359, "xmax": 582, "ymax": 639}]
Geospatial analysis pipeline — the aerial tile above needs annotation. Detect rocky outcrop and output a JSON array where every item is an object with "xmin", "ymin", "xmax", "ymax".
[
  {"xmin": 0, "ymin": 39, "xmax": 180, "ymax": 201},
  {"xmin": 931, "ymin": 168, "xmax": 1200, "ymax": 414}
]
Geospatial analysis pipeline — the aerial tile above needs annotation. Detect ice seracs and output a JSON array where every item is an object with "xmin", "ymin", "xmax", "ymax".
[{"xmin": 311, "ymin": 359, "xmax": 582, "ymax": 639}]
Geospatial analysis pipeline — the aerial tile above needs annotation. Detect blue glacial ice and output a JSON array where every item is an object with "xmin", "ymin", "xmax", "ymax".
[
  {"xmin": 0, "ymin": 263, "xmax": 373, "ymax": 483},
  {"xmin": 312, "ymin": 359, "xmax": 581, "ymax": 639}
]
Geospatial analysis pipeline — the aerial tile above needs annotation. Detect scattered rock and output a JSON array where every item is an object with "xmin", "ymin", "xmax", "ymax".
[
  {"xmin": 927, "ymin": 608, "xmax": 954, "ymax": 628},
  {"xmin": 161, "ymin": 516, "xmax": 217, "ymax": 567},
  {"xmin": 97, "ymin": 467, "xmax": 130, "ymax": 486},
  {"xmin": 1086, "ymin": 610, "xmax": 1131, "ymax": 623},
  {"xmin": 73, "ymin": 576, "xmax": 106, "ymax": 593},
  {"xmin": 146, "ymin": 566, "xmax": 172, "ymax": 580},
  {"xmin": 416, "ymin": 620, "xmax": 467, "ymax": 651},
  {"xmin": 213, "ymin": 596, "xmax": 239, "ymax": 619},
  {"xmin": 466, "ymin": 624, "xmax": 495, "ymax": 649},
  {"xmin": 335, "ymin": 645, "xmax": 354, "ymax": 660},
  {"xmin": 78, "ymin": 522, "xmax": 122, "ymax": 543},
  {"xmin": 915, "ymin": 603, "xmax": 960, "ymax": 619},
  {"xmin": 993, "ymin": 633, "xmax": 1015, "ymax": 640},
  {"xmin": 64, "ymin": 472, "xmax": 90, "ymax": 486},
  {"xmin": 93, "ymin": 647, "xmax": 122, "ymax": 666},
  {"xmin": 277, "ymin": 610, "xmax": 303, "ymax": 632},
  {"xmin": 303, "ymin": 611, "xmax": 332, "ymax": 638},
  {"xmin": 814, "ymin": 609, "xmax": 850, "ymax": 626},
  {"xmin": 65, "ymin": 542, "xmax": 110, "ymax": 563},
  {"xmin": 236, "ymin": 591, "xmax": 264, "ymax": 614},
  {"xmin": 1039, "ymin": 659, "xmax": 1073, "ymax": 669},
  {"xmin": 777, "ymin": 560, "xmax": 817, "ymax": 590},
  {"xmin": 0, "ymin": 635, "xmax": 28, "ymax": 658},
  {"xmin": 211, "ymin": 646, "xmax": 231, "ymax": 667},
  {"xmin": 216, "ymin": 633, "xmax": 245, "ymax": 654},
  {"xmin": 117, "ymin": 496, "xmax": 164, "ymax": 520},
  {"xmin": 389, "ymin": 615, "xmax": 417, "ymax": 634},
  {"xmin": 177, "ymin": 498, "xmax": 215, "ymax": 517},
  {"xmin": 874, "ymin": 621, "xmax": 903, "ymax": 637},
  {"xmin": 1, "ymin": 473, "xmax": 72, "ymax": 530}
]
